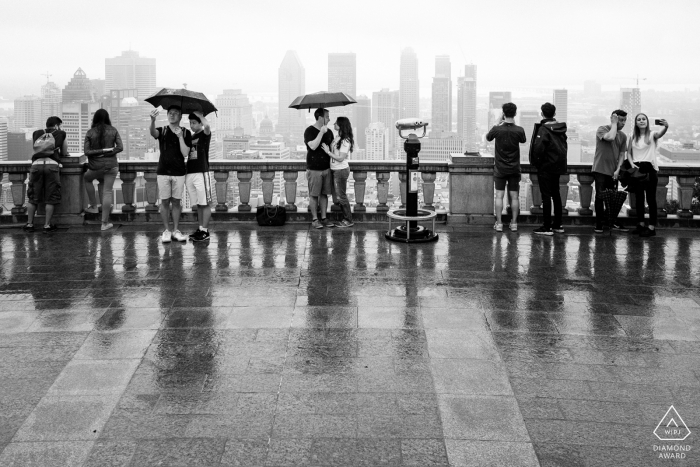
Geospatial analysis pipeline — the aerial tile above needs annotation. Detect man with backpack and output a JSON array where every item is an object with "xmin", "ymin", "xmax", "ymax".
[
  {"xmin": 149, "ymin": 105, "xmax": 192, "ymax": 243},
  {"xmin": 24, "ymin": 116, "xmax": 69, "ymax": 233},
  {"xmin": 530, "ymin": 102, "xmax": 568, "ymax": 236}
]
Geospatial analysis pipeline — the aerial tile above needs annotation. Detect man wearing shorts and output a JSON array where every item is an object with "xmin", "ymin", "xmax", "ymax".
[
  {"xmin": 486, "ymin": 102, "xmax": 526, "ymax": 232},
  {"xmin": 186, "ymin": 111, "xmax": 212, "ymax": 242},
  {"xmin": 150, "ymin": 105, "xmax": 192, "ymax": 243},
  {"xmin": 304, "ymin": 108, "xmax": 335, "ymax": 229}
]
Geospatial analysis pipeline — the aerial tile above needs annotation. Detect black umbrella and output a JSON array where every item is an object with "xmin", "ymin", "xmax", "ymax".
[
  {"xmin": 288, "ymin": 91, "xmax": 356, "ymax": 112},
  {"xmin": 600, "ymin": 187, "xmax": 628, "ymax": 236},
  {"xmin": 145, "ymin": 88, "xmax": 217, "ymax": 116}
]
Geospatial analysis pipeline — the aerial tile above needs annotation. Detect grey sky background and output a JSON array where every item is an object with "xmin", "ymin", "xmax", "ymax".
[{"xmin": 1, "ymin": 0, "xmax": 698, "ymax": 100}]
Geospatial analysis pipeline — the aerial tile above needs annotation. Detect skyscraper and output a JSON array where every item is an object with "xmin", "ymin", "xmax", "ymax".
[
  {"xmin": 457, "ymin": 78, "xmax": 477, "ymax": 152},
  {"xmin": 431, "ymin": 55, "xmax": 452, "ymax": 133},
  {"xmin": 372, "ymin": 89, "xmax": 399, "ymax": 152},
  {"xmin": 399, "ymin": 47, "xmax": 419, "ymax": 119},
  {"xmin": 486, "ymin": 92, "xmax": 512, "ymax": 153},
  {"xmin": 277, "ymin": 50, "xmax": 306, "ymax": 142},
  {"xmin": 40, "ymin": 81, "xmax": 61, "ymax": 124},
  {"xmin": 354, "ymin": 95, "xmax": 371, "ymax": 149},
  {"xmin": 14, "ymin": 96, "xmax": 43, "ymax": 129},
  {"xmin": 62, "ymin": 68, "xmax": 93, "ymax": 103},
  {"xmin": 61, "ymin": 102, "xmax": 100, "ymax": 153},
  {"xmin": 365, "ymin": 122, "xmax": 390, "ymax": 161},
  {"xmin": 105, "ymin": 51, "xmax": 157, "ymax": 101},
  {"xmin": 518, "ymin": 110, "xmax": 539, "ymax": 161},
  {"xmin": 328, "ymin": 53, "xmax": 356, "ymax": 120},
  {"xmin": 0, "ymin": 119, "xmax": 8, "ymax": 162},
  {"xmin": 8, "ymin": 131, "xmax": 33, "ymax": 161},
  {"xmin": 620, "ymin": 88, "xmax": 641, "ymax": 118},
  {"xmin": 552, "ymin": 89, "xmax": 568, "ymax": 123},
  {"xmin": 464, "ymin": 63, "xmax": 477, "ymax": 80},
  {"xmin": 216, "ymin": 90, "xmax": 254, "ymax": 136}
]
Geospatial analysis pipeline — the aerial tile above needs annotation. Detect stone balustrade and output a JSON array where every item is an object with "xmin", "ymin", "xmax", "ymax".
[{"xmin": 0, "ymin": 157, "xmax": 698, "ymax": 226}]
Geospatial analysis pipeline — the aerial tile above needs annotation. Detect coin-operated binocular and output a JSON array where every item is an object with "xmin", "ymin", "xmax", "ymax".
[{"xmin": 384, "ymin": 119, "xmax": 439, "ymax": 243}]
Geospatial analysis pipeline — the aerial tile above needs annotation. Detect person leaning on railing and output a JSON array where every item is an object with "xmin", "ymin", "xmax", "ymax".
[{"xmin": 83, "ymin": 109, "xmax": 123, "ymax": 231}]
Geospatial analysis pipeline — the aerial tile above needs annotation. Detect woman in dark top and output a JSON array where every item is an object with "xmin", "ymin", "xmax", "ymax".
[{"xmin": 83, "ymin": 109, "xmax": 123, "ymax": 231}]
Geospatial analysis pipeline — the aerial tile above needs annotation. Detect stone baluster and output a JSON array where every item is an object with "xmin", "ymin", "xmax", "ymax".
[
  {"xmin": 352, "ymin": 171, "xmax": 367, "ymax": 212},
  {"xmin": 283, "ymin": 171, "xmax": 298, "ymax": 212},
  {"xmin": 559, "ymin": 175, "xmax": 570, "ymax": 216},
  {"xmin": 214, "ymin": 171, "xmax": 229, "ymax": 211},
  {"xmin": 143, "ymin": 172, "xmax": 159, "ymax": 212},
  {"xmin": 260, "ymin": 171, "xmax": 275, "ymax": 205},
  {"xmin": 376, "ymin": 172, "xmax": 390, "ymax": 212},
  {"xmin": 398, "ymin": 172, "xmax": 407, "ymax": 209},
  {"xmin": 55, "ymin": 156, "xmax": 85, "ymax": 215},
  {"xmin": 9, "ymin": 173, "xmax": 27, "ymax": 214},
  {"xmin": 529, "ymin": 173, "xmax": 543, "ymax": 214},
  {"xmin": 656, "ymin": 175, "xmax": 669, "ymax": 218},
  {"xmin": 237, "ymin": 171, "xmax": 252, "ymax": 211},
  {"xmin": 576, "ymin": 174, "xmax": 594, "ymax": 215},
  {"xmin": 120, "ymin": 171, "xmax": 137, "ymax": 212},
  {"xmin": 677, "ymin": 176, "xmax": 697, "ymax": 219},
  {"xmin": 421, "ymin": 172, "xmax": 436, "ymax": 211}
]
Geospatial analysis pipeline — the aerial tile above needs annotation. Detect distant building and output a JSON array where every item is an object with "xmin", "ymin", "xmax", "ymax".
[
  {"xmin": 399, "ymin": 48, "xmax": 419, "ymax": 119},
  {"xmin": 457, "ymin": 78, "xmax": 477, "ymax": 152},
  {"xmin": 372, "ymin": 89, "xmax": 399, "ymax": 152},
  {"xmin": 102, "ymin": 89, "xmax": 156, "ymax": 160},
  {"xmin": 8, "ymin": 131, "xmax": 33, "ymax": 161},
  {"xmin": 14, "ymin": 96, "xmax": 43, "ymax": 129},
  {"xmin": 277, "ymin": 50, "xmax": 306, "ymax": 142},
  {"xmin": 90, "ymin": 79, "xmax": 105, "ymax": 101},
  {"xmin": 620, "ymin": 88, "xmax": 641, "ymax": 118},
  {"xmin": 518, "ymin": 110, "xmax": 539, "ymax": 161},
  {"xmin": 328, "ymin": 53, "xmax": 356, "ymax": 121},
  {"xmin": 567, "ymin": 128, "xmax": 582, "ymax": 163},
  {"xmin": 259, "ymin": 116, "xmax": 275, "ymax": 138},
  {"xmin": 223, "ymin": 136, "xmax": 251, "ymax": 157},
  {"xmin": 61, "ymin": 102, "xmax": 100, "ymax": 153},
  {"xmin": 40, "ymin": 82, "xmax": 61, "ymax": 125},
  {"xmin": 420, "ymin": 132, "xmax": 464, "ymax": 162},
  {"xmin": 487, "ymin": 91, "xmax": 512, "ymax": 131},
  {"xmin": 584, "ymin": 80, "xmax": 601, "ymax": 97},
  {"xmin": 105, "ymin": 50, "xmax": 157, "ymax": 101},
  {"xmin": 216, "ymin": 89, "xmax": 254, "ymax": 136},
  {"xmin": 0, "ymin": 119, "xmax": 7, "ymax": 162},
  {"xmin": 62, "ymin": 68, "xmax": 93, "ymax": 103},
  {"xmin": 659, "ymin": 144, "xmax": 700, "ymax": 163},
  {"xmin": 431, "ymin": 55, "xmax": 452, "ymax": 133},
  {"xmin": 365, "ymin": 122, "xmax": 390, "ymax": 161},
  {"xmin": 354, "ymin": 95, "xmax": 371, "ymax": 149},
  {"xmin": 552, "ymin": 89, "xmax": 568, "ymax": 123}
]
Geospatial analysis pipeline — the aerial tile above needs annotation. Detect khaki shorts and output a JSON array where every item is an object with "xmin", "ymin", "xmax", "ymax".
[
  {"xmin": 186, "ymin": 172, "xmax": 212, "ymax": 206},
  {"xmin": 157, "ymin": 175, "xmax": 185, "ymax": 200},
  {"xmin": 306, "ymin": 169, "xmax": 332, "ymax": 197}
]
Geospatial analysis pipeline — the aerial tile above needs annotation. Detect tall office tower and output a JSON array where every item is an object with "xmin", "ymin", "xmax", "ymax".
[
  {"xmin": 90, "ymin": 79, "xmax": 106, "ymax": 101},
  {"xmin": 62, "ymin": 68, "xmax": 93, "ymax": 103},
  {"xmin": 518, "ymin": 110, "xmax": 540, "ymax": 161},
  {"xmin": 487, "ymin": 92, "xmax": 512, "ymax": 131},
  {"xmin": 372, "ymin": 89, "xmax": 399, "ymax": 151},
  {"xmin": 464, "ymin": 63, "xmax": 477, "ymax": 80},
  {"xmin": 399, "ymin": 47, "xmax": 419, "ymax": 119},
  {"xmin": 105, "ymin": 51, "xmax": 157, "ymax": 101},
  {"xmin": 552, "ymin": 89, "xmax": 568, "ymax": 123},
  {"xmin": 620, "ymin": 88, "xmax": 641, "ymax": 118},
  {"xmin": 216, "ymin": 89, "xmax": 254, "ymax": 136},
  {"xmin": 584, "ymin": 80, "xmax": 601, "ymax": 97},
  {"xmin": 354, "ymin": 95, "xmax": 371, "ymax": 149},
  {"xmin": 277, "ymin": 50, "xmax": 306, "ymax": 143},
  {"xmin": 102, "ymin": 89, "xmax": 154, "ymax": 160},
  {"xmin": 61, "ymin": 102, "xmax": 100, "ymax": 153},
  {"xmin": 0, "ymin": 119, "xmax": 7, "ymax": 162},
  {"xmin": 328, "ymin": 53, "xmax": 356, "ymax": 120},
  {"xmin": 41, "ymin": 81, "xmax": 61, "ymax": 124},
  {"xmin": 431, "ymin": 55, "xmax": 452, "ymax": 133},
  {"xmin": 365, "ymin": 123, "xmax": 390, "ymax": 161},
  {"xmin": 14, "ymin": 96, "xmax": 43, "ymax": 129},
  {"xmin": 457, "ymin": 78, "xmax": 477, "ymax": 152},
  {"xmin": 8, "ymin": 131, "xmax": 33, "ymax": 161}
]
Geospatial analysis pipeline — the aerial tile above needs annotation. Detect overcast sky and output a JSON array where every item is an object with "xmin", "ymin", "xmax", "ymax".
[{"xmin": 1, "ymin": 0, "xmax": 698, "ymax": 101}]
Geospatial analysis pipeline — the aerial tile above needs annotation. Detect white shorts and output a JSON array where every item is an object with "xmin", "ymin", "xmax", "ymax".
[
  {"xmin": 157, "ymin": 175, "xmax": 185, "ymax": 200},
  {"xmin": 186, "ymin": 172, "xmax": 212, "ymax": 206}
]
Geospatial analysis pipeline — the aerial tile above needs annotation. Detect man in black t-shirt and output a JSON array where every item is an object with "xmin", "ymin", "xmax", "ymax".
[
  {"xmin": 304, "ymin": 108, "xmax": 335, "ymax": 229},
  {"xmin": 186, "ymin": 111, "xmax": 212, "ymax": 242}
]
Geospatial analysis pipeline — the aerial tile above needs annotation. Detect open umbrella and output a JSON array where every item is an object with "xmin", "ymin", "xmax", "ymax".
[
  {"xmin": 145, "ymin": 88, "xmax": 217, "ymax": 116},
  {"xmin": 288, "ymin": 91, "xmax": 356, "ymax": 112},
  {"xmin": 600, "ymin": 186, "xmax": 628, "ymax": 236}
]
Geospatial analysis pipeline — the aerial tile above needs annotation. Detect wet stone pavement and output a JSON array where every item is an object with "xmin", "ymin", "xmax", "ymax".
[{"xmin": 0, "ymin": 224, "xmax": 700, "ymax": 466}]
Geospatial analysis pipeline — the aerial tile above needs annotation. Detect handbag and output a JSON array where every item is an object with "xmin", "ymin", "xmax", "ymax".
[
  {"xmin": 618, "ymin": 159, "xmax": 649, "ymax": 190},
  {"xmin": 256, "ymin": 205, "xmax": 286, "ymax": 226}
]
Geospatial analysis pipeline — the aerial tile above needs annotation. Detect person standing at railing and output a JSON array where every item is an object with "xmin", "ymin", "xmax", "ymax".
[
  {"xmin": 627, "ymin": 114, "xmax": 668, "ymax": 237},
  {"xmin": 304, "ymin": 108, "xmax": 335, "ymax": 229},
  {"xmin": 322, "ymin": 116, "xmax": 354, "ymax": 228},
  {"xmin": 24, "ymin": 116, "xmax": 69, "ymax": 233},
  {"xmin": 486, "ymin": 102, "xmax": 526, "ymax": 233},
  {"xmin": 186, "ymin": 111, "xmax": 212, "ymax": 242},
  {"xmin": 83, "ymin": 109, "xmax": 123, "ymax": 231},
  {"xmin": 149, "ymin": 105, "xmax": 192, "ymax": 243},
  {"xmin": 592, "ymin": 110, "xmax": 629, "ymax": 233}
]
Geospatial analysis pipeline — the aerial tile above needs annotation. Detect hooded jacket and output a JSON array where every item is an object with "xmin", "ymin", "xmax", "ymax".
[{"xmin": 529, "ymin": 118, "xmax": 568, "ymax": 174}]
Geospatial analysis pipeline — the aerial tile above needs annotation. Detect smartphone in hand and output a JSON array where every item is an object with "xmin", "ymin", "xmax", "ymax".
[{"xmin": 654, "ymin": 119, "xmax": 663, "ymax": 125}]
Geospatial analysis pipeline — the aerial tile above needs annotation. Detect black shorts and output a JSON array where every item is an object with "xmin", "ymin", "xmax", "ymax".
[
  {"xmin": 494, "ymin": 174, "xmax": 520, "ymax": 192},
  {"xmin": 27, "ymin": 163, "xmax": 62, "ymax": 205}
]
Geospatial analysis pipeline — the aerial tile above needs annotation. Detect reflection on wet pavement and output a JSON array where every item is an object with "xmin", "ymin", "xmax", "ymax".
[{"xmin": 1, "ymin": 225, "xmax": 699, "ymax": 466}]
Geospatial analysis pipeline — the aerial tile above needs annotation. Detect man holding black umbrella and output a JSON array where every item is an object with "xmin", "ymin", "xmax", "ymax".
[{"xmin": 304, "ymin": 108, "xmax": 335, "ymax": 229}]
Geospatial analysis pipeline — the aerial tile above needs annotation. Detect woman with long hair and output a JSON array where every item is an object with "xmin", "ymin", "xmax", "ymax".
[
  {"xmin": 322, "ymin": 116, "xmax": 354, "ymax": 227},
  {"xmin": 83, "ymin": 108, "xmax": 123, "ymax": 230},
  {"xmin": 627, "ymin": 113, "xmax": 668, "ymax": 237}
]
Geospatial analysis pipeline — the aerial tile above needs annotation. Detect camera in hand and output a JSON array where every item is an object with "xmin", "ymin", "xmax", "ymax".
[{"xmin": 654, "ymin": 119, "xmax": 663, "ymax": 125}]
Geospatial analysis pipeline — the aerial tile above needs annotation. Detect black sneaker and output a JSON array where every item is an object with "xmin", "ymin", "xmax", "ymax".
[
  {"xmin": 189, "ymin": 228, "xmax": 202, "ymax": 239},
  {"xmin": 43, "ymin": 224, "xmax": 58, "ymax": 233},
  {"xmin": 552, "ymin": 226, "xmax": 565, "ymax": 234},
  {"xmin": 321, "ymin": 218, "xmax": 336, "ymax": 228},
  {"xmin": 192, "ymin": 229, "xmax": 211, "ymax": 242},
  {"xmin": 612, "ymin": 223, "xmax": 629, "ymax": 232},
  {"xmin": 594, "ymin": 226, "xmax": 604, "ymax": 234},
  {"xmin": 629, "ymin": 225, "xmax": 645, "ymax": 235},
  {"xmin": 23, "ymin": 223, "xmax": 35, "ymax": 232},
  {"xmin": 640, "ymin": 227, "xmax": 656, "ymax": 237},
  {"xmin": 534, "ymin": 226, "xmax": 554, "ymax": 236}
]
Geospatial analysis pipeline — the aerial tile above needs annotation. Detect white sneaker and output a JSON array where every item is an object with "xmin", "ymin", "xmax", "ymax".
[
  {"xmin": 101, "ymin": 223, "xmax": 114, "ymax": 231},
  {"xmin": 161, "ymin": 230, "xmax": 172, "ymax": 243},
  {"xmin": 494, "ymin": 222, "xmax": 503, "ymax": 232},
  {"xmin": 509, "ymin": 223, "xmax": 518, "ymax": 232},
  {"xmin": 172, "ymin": 230, "xmax": 187, "ymax": 242}
]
